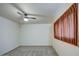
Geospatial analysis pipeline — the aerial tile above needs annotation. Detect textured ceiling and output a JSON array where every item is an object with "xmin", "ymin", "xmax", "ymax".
[{"xmin": 0, "ymin": 3, "xmax": 72, "ymax": 24}]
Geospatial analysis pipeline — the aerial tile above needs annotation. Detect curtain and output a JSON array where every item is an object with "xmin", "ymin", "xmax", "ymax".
[{"xmin": 54, "ymin": 3, "xmax": 77, "ymax": 45}]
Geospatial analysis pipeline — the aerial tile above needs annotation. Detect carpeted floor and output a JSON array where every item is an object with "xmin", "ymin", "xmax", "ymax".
[{"xmin": 3, "ymin": 46, "xmax": 58, "ymax": 56}]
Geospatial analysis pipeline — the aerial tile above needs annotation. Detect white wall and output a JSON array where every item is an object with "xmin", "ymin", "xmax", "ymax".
[
  {"xmin": 52, "ymin": 38, "xmax": 79, "ymax": 56},
  {"xmin": 0, "ymin": 17, "xmax": 19, "ymax": 55},
  {"xmin": 51, "ymin": 22, "xmax": 79, "ymax": 56},
  {"xmin": 51, "ymin": 4, "xmax": 79, "ymax": 56},
  {"xmin": 20, "ymin": 24, "xmax": 51, "ymax": 46},
  {"xmin": 0, "ymin": 16, "xmax": 51, "ymax": 55}
]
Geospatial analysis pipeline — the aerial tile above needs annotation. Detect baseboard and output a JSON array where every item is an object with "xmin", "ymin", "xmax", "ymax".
[
  {"xmin": 51, "ymin": 46, "xmax": 59, "ymax": 56},
  {"xmin": 1, "ymin": 46, "xmax": 19, "ymax": 56},
  {"xmin": 19, "ymin": 45, "xmax": 52, "ymax": 47}
]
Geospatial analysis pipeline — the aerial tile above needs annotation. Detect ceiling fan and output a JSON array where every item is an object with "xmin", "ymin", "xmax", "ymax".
[
  {"xmin": 17, "ymin": 12, "xmax": 37, "ymax": 20},
  {"xmin": 17, "ymin": 12, "xmax": 36, "ymax": 21},
  {"xmin": 17, "ymin": 11, "xmax": 45, "ymax": 21},
  {"xmin": 10, "ymin": 3, "xmax": 44, "ymax": 21}
]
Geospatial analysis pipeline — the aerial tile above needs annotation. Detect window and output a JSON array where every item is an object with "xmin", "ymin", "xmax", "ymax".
[{"xmin": 54, "ymin": 3, "xmax": 78, "ymax": 46}]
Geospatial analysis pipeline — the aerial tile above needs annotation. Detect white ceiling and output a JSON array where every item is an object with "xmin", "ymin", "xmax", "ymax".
[{"xmin": 0, "ymin": 3, "xmax": 72, "ymax": 24}]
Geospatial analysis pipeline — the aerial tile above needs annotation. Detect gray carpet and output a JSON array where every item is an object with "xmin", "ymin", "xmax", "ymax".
[{"xmin": 3, "ymin": 46, "xmax": 58, "ymax": 56}]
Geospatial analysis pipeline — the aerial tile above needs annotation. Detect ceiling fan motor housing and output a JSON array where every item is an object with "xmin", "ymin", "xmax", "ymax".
[{"xmin": 24, "ymin": 13, "xmax": 28, "ymax": 16}]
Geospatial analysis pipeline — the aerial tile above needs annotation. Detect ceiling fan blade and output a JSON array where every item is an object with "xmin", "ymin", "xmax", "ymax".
[
  {"xmin": 17, "ymin": 11, "xmax": 44, "ymax": 17},
  {"xmin": 25, "ymin": 17, "xmax": 36, "ymax": 19},
  {"xmin": 27, "ymin": 14, "xmax": 45, "ymax": 17},
  {"xmin": 17, "ymin": 12, "xmax": 23, "ymax": 15}
]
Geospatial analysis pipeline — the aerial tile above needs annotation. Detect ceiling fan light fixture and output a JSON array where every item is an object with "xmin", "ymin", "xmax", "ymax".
[{"xmin": 24, "ymin": 18, "xmax": 29, "ymax": 21}]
